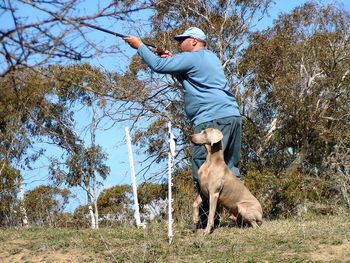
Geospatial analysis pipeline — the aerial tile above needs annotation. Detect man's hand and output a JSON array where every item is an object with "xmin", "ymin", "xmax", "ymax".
[
  {"xmin": 124, "ymin": 36, "xmax": 172, "ymax": 58},
  {"xmin": 123, "ymin": 36, "xmax": 143, "ymax": 49},
  {"xmin": 160, "ymin": 50, "xmax": 173, "ymax": 58}
]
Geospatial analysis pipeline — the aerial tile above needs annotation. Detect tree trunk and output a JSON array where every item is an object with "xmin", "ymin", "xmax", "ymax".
[
  {"xmin": 93, "ymin": 175, "xmax": 99, "ymax": 229},
  {"xmin": 86, "ymin": 184, "xmax": 96, "ymax": 229},
  {"xmin": 88, "ymin": 204, "xmax": 96, "ymax": 229},
  {"xmin": 19, "ymin": 184, "xmax": 29, "ymax": 228}
]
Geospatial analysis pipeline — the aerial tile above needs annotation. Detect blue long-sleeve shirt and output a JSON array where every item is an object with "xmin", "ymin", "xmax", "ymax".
[{"xmin": 137, "ymin": 44, "xmax": 240, "ymax": 126}]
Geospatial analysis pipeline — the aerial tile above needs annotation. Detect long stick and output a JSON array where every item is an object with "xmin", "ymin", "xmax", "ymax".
[
  {"xmin": 80, "ymin": 21, "xmax": 128, "ymax": 38},
  {"xmin": 79, "ymin": 21, "xmax": 165, "ymax": 54}
]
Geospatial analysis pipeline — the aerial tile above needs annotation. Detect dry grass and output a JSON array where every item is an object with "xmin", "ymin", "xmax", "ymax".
[{"xmin": 1, "ymin": 212, "xmax": 350, "ymax": 262}]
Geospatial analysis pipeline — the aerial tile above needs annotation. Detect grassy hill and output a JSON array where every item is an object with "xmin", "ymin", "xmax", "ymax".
[{"xmin": 1, "ymin": 213, "xmax": 349, "ymax": 262}]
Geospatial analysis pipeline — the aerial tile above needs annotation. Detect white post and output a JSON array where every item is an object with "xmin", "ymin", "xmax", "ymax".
[
  {"xmin": 167, "ymin": 122, "xmax": 175, "ymax": 244},
  {"xmin": 19, "ymin": 183, "xmax": 28, "ymax": 227},
  {"xmin": 125, "ymin": 127, "xmax": 145, "ymax": 228}
]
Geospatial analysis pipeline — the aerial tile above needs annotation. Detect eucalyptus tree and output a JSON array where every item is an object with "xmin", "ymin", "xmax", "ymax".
[
  {"xmin": 240, "ymin": 2, "xmax": 350, "ymax": 171},
  {"xmin": 46, "ymin": 64, "xmax": 112, "ymax": 229},
  {"xmin": 97, "ymin": 185, "xmax": 133, "ymax": 224},
  {"xmin": 137, "ymin": 182, "xmax": 167, "ymax": 220},
  {"xmin": 97, "ymin": 183, "xmax": 167, "ymax": 224},
  {"xmin": 0, "ymin": 63, "xmax": 112, "ymax": 228},
  {"xmin": 0, "ymin": 165, "xmax": 21, "ymax": 227},
  {"xmin": 23, "ymin": 185, "xmax": 71, "ymax": 226},
  {"xmin": 239, "ymin": 2, "xmax": 350, "ymax": 209}
]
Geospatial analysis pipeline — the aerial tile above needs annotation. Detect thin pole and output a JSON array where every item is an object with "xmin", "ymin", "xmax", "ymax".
[
  {"xmin": 167, "ymin": 122, "xmax": 176, "ymax": 244},
  {"xmin": 125, "ymin": 127, "xmax": 145, "ymax": 228}
]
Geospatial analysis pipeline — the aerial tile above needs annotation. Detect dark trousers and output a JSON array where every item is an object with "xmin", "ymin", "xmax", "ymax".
[{"xmin": 191, "ymin": 116, "xmax": 242, "ymax": 227}]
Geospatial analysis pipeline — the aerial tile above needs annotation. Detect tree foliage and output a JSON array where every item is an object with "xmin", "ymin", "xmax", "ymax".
[
  {"xmin": 239, "ymin": 2, "xmax": 350, "ymax": 171},
  {"xmin": 137, "ymin": 182, "xmax": 167, "ymax": 219},
  {"xmin": 97, "ymin": 185, "xmax": 132, "ymax": 215},
  {"xmin": 23, "ymin": 185, "xmax": 71, "ymax": 226},
  {"xmin": 238, "ymin": 1, "xmax": 350, "ymax": 212},
  {"xmin": 97, "ymin": 183, "xmax": 167, "ymax": 223},
  {"xmin": 0, "ymin": 63, "xmax": 112, "ymax": 227},
  {"xmin": 0, "ymin": 64, "xmax": 108, "ymax": 173},
  {"xmin": 0, "ymin": 165, "xmax": 21, "ymax": 227}
]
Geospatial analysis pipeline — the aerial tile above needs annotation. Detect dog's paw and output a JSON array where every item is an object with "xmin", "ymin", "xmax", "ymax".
[
  {"xmin": 198, "ymin": 228, "xmax": 212, "ymax": 236},
  {"xmin": 196, "ymin": 229, "xmax": 207, "ymax": 236}
]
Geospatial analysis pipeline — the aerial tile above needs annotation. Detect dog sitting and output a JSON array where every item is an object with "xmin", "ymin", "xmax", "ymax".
[{"xmin": 190, "ymin": 128, "xmax": 263, "ymax": 235}]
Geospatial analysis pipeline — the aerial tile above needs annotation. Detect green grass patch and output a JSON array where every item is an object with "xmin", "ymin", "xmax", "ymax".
[{"xmin": 0, "ymin": 213, "xmax": 349, "ymax": 262}]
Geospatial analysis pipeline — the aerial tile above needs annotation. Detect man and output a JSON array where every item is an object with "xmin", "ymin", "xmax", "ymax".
[{"xmin": 124, "ymin": 27, "xmax": 242, "ymax": 228}]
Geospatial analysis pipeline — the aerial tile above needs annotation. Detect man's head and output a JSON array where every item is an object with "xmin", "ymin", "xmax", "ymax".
[{"xmin": 174, "ymin": 27, "xmax": 206, "ymax": 52}]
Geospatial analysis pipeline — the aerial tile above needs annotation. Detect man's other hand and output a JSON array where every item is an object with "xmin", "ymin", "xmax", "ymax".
[{"xmin": 123, "ymin": 36, "xmax": 143, "ymax": 49}]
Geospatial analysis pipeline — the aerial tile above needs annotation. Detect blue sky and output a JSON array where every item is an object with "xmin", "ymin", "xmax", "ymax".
[{"xmin": 4, "ymin": 0, "xmax": 349, "ymax": 211}]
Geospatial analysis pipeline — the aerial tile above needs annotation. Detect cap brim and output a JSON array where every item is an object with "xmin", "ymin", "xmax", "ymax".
[{"xmin": 174, "ymin": 35, "xmax": 190, "ymax": 41}]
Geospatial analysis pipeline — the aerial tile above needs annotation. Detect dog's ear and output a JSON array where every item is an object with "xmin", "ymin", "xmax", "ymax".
[{"xmin": 210, "ymin": 129, "xmax": 223, "ymax": 146}]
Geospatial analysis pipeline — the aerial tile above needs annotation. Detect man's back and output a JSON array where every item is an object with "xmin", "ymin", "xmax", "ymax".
[{"xmin": 138, "ymin": 46, "xmax": 240, "ymax": 125}]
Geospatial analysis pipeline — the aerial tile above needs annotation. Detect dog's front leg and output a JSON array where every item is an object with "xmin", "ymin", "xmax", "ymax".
[
  {"xmin": 192, "ymin": 194, "xmax": 202, "ymax": 226},
  {"xmin": 203, "ymin": 192, "xmax": 219, "ymax": 235}
]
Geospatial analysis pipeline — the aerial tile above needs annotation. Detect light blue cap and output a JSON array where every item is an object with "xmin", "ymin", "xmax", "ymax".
[{"xmin": 174, "ymin": 27, "xmax": 206, "ymax": 42}]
